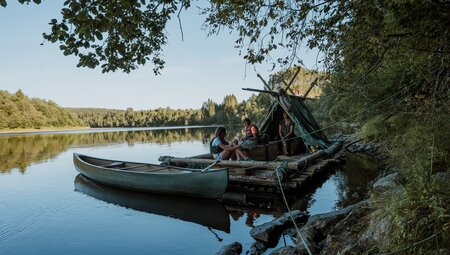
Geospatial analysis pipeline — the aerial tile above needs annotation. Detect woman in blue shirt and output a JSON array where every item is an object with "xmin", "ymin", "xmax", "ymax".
[{"xmin": 210, "ymin": 127, "xmax": 248, "ymax": 160}]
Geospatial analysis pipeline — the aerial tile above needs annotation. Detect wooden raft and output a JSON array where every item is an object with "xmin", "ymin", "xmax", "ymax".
[{"xmin": 159, "ymin": 142, "xmax": 342, "ymax": 193}]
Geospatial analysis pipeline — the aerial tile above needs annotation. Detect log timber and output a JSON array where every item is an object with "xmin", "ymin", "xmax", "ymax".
[
  {"xmin": 160, "ymin": 142, "xmax": 341, "ymax": 172},
  {"xmin": 158, "ymin": 142, "xmax": 342, "ymax": 193}
]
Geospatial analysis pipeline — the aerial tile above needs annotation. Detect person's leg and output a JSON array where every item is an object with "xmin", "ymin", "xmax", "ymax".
[
  {"xmin": 234, "ymin": 149, "xmax": 241, "ymax": 160},
  {"xmin": 221, "ymin": 150, "xmax": 233, "ymax": 160},
  {"xmin": 213, "ymin": 153, "xmax": 222, "ymax": 161},
  {"xmin": 277, "ymin": 137, "xmax": 283, "ymax": 155},
  {"xmin": 286, "ymin": 139, "xmax": 292, "ymax": 156},
  {"xmin": 236, "ymin": 149, "xmax": 250, "ymax": 160}
]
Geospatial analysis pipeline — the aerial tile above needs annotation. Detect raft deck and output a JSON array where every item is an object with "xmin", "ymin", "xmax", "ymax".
[{"xmin": 159, "ymin": 142, "xmax": 343, "ymax": 194}]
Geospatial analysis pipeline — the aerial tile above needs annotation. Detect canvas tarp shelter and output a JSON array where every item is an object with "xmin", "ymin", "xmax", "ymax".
[{"xmin": 257, "ymin": 94, "xmax": 331, "ymax": 149}]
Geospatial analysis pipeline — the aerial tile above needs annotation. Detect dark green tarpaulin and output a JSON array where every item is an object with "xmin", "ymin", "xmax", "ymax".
[{"xmin": 258, "ymin": 95, "xmax": 331, "ymax": 149}]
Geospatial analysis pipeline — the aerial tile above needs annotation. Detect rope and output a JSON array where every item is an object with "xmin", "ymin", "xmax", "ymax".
[
  {"xmin": 299, "ymin": 157, "xmax": 308, "ymax": 172},
  {"xmin": 159, "ymin": 156, "xmax": 173, "ymax": 166},
  {"xmin": 274, "ymin": 161, "xmax": 289, "ymax": 183},
  {"xmin": 274, "ymin": 166, "xmax": 313, "ymax": 255}
]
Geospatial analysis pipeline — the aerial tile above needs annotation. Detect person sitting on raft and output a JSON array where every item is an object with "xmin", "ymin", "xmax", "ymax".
[
  {"xmin": 278, "ymin": 111, "xmax": 295, "ymax": 155},
  {"xmin": 210, "ymin": 127, "xmax": 248, "ymax": 161},
  {"xmin": 239, "ymin": 118, "xmax": 259, "ymax": 151}
]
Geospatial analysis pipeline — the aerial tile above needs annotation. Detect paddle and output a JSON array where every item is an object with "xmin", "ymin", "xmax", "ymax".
[{"xmin": 201, "ymin": 161, "xmax": 220, "ymax": 173}]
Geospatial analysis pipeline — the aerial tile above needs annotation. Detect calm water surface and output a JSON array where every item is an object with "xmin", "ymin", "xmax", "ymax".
[{"xmin": 0, "ymin": 127, "xmax": 378, "ymax": 255}]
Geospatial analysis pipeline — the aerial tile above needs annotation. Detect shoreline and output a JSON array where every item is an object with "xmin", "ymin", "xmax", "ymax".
[
  {"xmin": 0, "ymin": 125, "xmax": 220, "ymax": 136},
  {"xmin": 0, "ymin": 127, "xmax": 92, "ymax": 135}
]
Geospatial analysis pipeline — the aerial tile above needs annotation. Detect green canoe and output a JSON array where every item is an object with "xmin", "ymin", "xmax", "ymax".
[{"xmin": 73, "ymin": 153, "xmax": 228, "ymax": 198}]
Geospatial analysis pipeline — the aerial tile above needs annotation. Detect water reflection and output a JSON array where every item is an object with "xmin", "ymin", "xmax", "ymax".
[
  {"xmin": 0, "ymin": 127, "xmax": 243, "ymax": 174},
  {"xmin": 0, "ymin": 126, "xmax": 381, "ymax": 254},
  {"xmin": 74, "ymin": 174, "xmax": 231, "ymax": 233},
  {"xmin": 289, "ymin": 152, "xmax": 380, "ymax": 214},
  {"xmin": 335, "ymin": 153, "xmax": 380, "ymax": 207}
]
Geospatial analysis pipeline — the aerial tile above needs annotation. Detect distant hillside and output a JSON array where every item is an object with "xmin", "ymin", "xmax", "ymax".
[{"xmin": 0, "ymin": 90, "xmax": 84, "ymax": 129}]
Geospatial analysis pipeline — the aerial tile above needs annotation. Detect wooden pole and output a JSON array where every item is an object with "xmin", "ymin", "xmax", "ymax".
[
  {"xmin": 282, "ymin": 80, "xmax": 296, "ymax": 95},
  {"xmin": 163, "ymin": 157, "xmax": 300, "ymax": 170},
  {"xmin": 292, "ymin": 142, "xmax": 342, "ymax": 171},
  {"xmin": 242, "ymin": 88, "xmax": 278, "ymax": 96},
  {"xmin": 284, "ymin": 67, "xmax": 301, "ymax": 92},
  {"xmin": 293, "ymin": 150, "xmax": 327, "ymax": 171},
  {"xmin": 242, "ymin": 88, "xmax": 306, "ymax": 100},
  {"xmin": 256, "ymin": 73, "xmax": 272, "ymax": 91},
  {"xmin": 302, "ymin": 77, "xmax": 318, "ymax": 99}
]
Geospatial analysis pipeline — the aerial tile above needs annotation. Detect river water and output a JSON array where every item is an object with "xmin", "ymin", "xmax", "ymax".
[{"xmin": 0, "ymin": 127, "xmax": 379, "ymax": 255}]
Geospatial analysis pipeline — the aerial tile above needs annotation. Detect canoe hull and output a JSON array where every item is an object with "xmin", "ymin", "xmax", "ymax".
[{"xmin": 73, "ymin": 153, "xmax": 228, "ymax": 198}]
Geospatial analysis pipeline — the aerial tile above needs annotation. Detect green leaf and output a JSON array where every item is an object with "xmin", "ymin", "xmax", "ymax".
[
  {"xmin": 95, "ymin": 31, "xmax": 103, "ymax": 40},
  {"xmin": 33, "ymin": 0, "xmax": 41, "ymax": 4},
  {"xmin": 61, "ymin": 23, "xmax": 68, "ymax": 31},
  {"xmin": 0, "ymin": 0, "xmax": 7, "ymax": 8}
]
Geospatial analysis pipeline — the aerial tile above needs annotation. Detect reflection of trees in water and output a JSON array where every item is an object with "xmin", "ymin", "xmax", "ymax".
[
  {"xmin": 287, "ymin": 153, "xmax": 380, "ymax": 214},
  {"xmin": 0, "ymin": 127, "xmax": 229, "ymax": 174},
  {"xmin": 334, "ymin": 153, "xmax": 380, "ymax": 208},
  {"xmin": 0, "ymin": 135, "xmax": 76, "ymax": 173}
]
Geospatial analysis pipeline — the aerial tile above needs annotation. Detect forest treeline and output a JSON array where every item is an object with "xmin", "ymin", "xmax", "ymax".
[
  {"xmin": 68, "ymin": 92, "xmax": 272, "ymax": 128},
  {"xmin": 0, "ymin": 89, "xmax": 83, "ymax": 129},
  {"xmin": 1, "ymin": 68, "xmax": 321, "ymax": 130},
  {"xmin": 0, "ymin": 89, "xmax": 271, "ymax": 129},
  {"xmin": 0, "ymin": 90, "xmax": 271, "ymax": 129}
]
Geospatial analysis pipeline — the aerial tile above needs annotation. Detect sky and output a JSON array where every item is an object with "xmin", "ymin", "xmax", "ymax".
[{"xmin": 0, "ymin": 1, "xmax": 320, "ymax": 110}]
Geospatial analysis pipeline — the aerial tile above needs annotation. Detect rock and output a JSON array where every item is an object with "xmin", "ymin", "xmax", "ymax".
[
  {"xmin": 250, "ymin": 222, "xmax": 281, "ymax": 246},
  {"xmin": 302, "ymin": 201, "xmax": 367, "ymax": 234},
  {"xmin": 250, "ymin": 210, "xmax": 307, "ymax": 245},
  {"xmin": 295, "ymin": 229, "xmax": 318, "ymax": 255},
  {"xmin": 358, "ymin": 209, "xmax": 392, "ymax": 249},
  {"xmin": 249, "ymin": 241, "xmax": 267, "ymax": 255},
  {"xmin": 215, "ymin": 242, "xmax": 242, "ymax": 255},
  {"xmin": 372, "ymin": 173, "xmax": 401, "ymax": 195},
  {"xmin": 270, "ymin": 246, "xmax": 297, "ymax": 255},
  {"xmin": 285, "ymin": 201, "xmax": 371, "ymax": 254},
  {"xmin": 319, "ymin": 202, "xmax": 375, "ymax": 254}
]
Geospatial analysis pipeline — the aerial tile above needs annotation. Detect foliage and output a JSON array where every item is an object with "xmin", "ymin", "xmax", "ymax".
[
  {"xmin": 0, "ymin": 88, "xmax": 274, "ymax": 130},
  {"xmin": 362, "ymin": 113, "xmax": 450, "ymax": 254},
  {"xmin": 0, "ymin": 89, "xmax": 83, "ymax": 129},
  {"xmin": 304, "ymin": 0, "xmax": 450, "ymax": 250},
  {"xmin": 70, "ymin": 92, "xmax": 271, "ymax": 127},
  {"xmin": 270, "ymin": 67, "xmax": 327, "ymax": 98}
]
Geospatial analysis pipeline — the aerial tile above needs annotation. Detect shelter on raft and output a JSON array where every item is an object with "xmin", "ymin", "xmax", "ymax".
[
  {"xmin": 159, "ymin": 72, "xmax": 342, "ymax": 194},
  {"xmin": 251, "ymin": 88, "xmax": 331, "ymax": 157}
]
